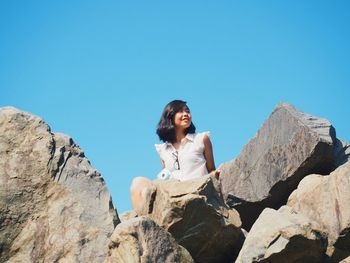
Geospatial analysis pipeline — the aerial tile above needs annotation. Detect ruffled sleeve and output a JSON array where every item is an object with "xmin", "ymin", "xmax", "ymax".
[
  {"xmin": 196, "ymin": 131, "xmax": 211, "ymax": 152},
  {"xmin": 155, "ymin": 143, "xmax": 164, "ymax": 158}
]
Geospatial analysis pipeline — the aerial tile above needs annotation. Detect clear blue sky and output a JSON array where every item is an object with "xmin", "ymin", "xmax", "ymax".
[{"xmin": 1, "ymin": 1, "xmax": 349, "ymax": 214}]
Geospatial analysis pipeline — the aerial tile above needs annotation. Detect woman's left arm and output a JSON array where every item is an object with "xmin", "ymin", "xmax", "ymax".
[{"xmin": 203, "ymin": 134, "xmax": 220, "ymax": 178}]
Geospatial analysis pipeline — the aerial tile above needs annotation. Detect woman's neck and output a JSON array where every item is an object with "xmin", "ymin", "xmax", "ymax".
[{"xmin": 174, "ymin": 129, "xmax": 186, "ymax": 143}]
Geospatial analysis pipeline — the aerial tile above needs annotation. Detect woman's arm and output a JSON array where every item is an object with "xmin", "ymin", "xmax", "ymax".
[
  {"xmin": 203, "ymin": 134, "xmax": 215, "ymax": 172},
  {"xmin": 203, "ymin": 134, "xmax": 220, "ymax": 178}
]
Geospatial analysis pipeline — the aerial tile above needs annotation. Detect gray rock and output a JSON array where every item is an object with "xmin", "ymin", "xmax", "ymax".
[
  {"xmin": 137, "ymin": 175, "xmax": 244, "ymax": 263},
  {"xmin": 0, "ymin": 107, "xmax": 118, "ymax": 262},
  {"xmin": 288, "ymin": 161, "xmax": 350, "ymax": 262},
  {"xmin": 220, "ymin": 103, "xmax": 337, "ymax": 229},
  {"xmin": 236, "ymin": 206, "xmax": 327, "ymax": 263},
  {"xmin": 105, "ymin": 216, "xmax": 193, "ymax": 263}
]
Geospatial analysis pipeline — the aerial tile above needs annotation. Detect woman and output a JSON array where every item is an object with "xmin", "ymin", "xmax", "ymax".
[{"xmin": 130, "ymin": 100, "xmax": 220, "ymax": 209}]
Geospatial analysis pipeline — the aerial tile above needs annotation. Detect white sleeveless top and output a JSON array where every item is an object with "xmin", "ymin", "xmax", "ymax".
[{"xmin": 155, "ymin": 132, "xmax": 210, "ymax": 181}]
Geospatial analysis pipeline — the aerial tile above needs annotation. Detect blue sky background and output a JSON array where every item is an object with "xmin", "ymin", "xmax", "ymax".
[{"xmin": 1, "ymin": 1, "xmax": 349, "ymax": 214}]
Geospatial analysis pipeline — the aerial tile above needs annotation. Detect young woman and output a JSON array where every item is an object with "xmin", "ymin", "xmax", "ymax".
[{"xmin": 130, "ymin": 100, "xmax": 220, "ymax": 209}]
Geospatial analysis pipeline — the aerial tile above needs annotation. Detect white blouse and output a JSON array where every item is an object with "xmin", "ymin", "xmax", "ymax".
[{"xmin": 155, "ymin": 132, "xmax": 210, "ymax": 181}]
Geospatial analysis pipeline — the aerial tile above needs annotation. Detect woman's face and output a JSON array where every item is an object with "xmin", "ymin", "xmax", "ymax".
[{"xmin": 173, "ymin": 106, "xmax": 192, "ymax": 130}]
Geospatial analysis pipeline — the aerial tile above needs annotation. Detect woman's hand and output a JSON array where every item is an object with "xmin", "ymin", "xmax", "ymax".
[{"xmin": 209, "ymin": 169, "xmax": 221, "ymax": 179}]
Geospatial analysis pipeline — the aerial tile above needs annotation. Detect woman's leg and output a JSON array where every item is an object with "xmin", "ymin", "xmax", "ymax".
[{"xmin": 130, "ymin": 176, "xmax": 153, "ymax": 210}]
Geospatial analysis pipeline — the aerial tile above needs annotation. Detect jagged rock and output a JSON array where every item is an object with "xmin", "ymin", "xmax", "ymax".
[
  {"xmin": 334, "ymin": 139, "xmax": 350, "ymax": 167},
  {"xmin": 105, "ymin": 216, "xmax": 193, "ymax": 263},
  {"xmin": 137, "ymin": 175, "xmax": 244, "ymax": 263},
  {"xmin": 288, "ymin": 161, "xmax": 350, "ymax": 262},
  {"xmin": 0, "ymin": 107, "xmax": 119, "ymax": 262},
  {"xmin": 236, "ymin": 206, "xmax": 327, "ymax": 263},
  {"xmin": 219, "ymin": 103, "xmax": 338, "ymax": 229}
]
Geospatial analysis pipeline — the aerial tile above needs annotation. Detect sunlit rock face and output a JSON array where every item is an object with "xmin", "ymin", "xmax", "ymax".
[
  {"xmin": 288, "ymin": 161, "xmax": 350, "ymax": 262},
  {"xmin": 236, "ymin": 206, "xmax": 327, "ymax": 263},
  {"xmin": 135, "ymin": 176, "xmax": 244, "ymax": 263},
  {"xmin": 2, "ymin": 104, "xmax": 350, "ymax": 263},
  {"xmin": 0, "ymin": 107, "xmax": 119, "ymax": 263},
  {"xmin": 219, "ymin": 103, "xmax": 347, "ymax": 230}
]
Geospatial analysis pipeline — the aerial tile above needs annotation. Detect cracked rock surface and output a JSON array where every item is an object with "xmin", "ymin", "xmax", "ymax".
[
  {"xmin": 236, "ymin": 206, "xmax": 327, "ymax": 263},
  {"xmin": 219, "ymin": 103, "xmax": 341, "ymax": 229},
  {"xmin": 0, "ymin": 107, "xmax": 119, "ymax": 263},
  {"xmin": 136, "ymin": 175, "xmax": 244, "ymax": 263},
  {"xmin": 105, "ymin": 216, "xmax": 193, "ymax": 263},
  {"xmin": 288, "ymin": 161, "xmax": 350, "ymax": 262}
]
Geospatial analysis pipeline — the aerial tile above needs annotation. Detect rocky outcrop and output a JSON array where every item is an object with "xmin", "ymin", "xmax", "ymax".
[
  {"xmin": 288, "ymin": 161, "xmax": 350, "ymax": 262},
  {"xmin": 136, "ymin": 175, "xmax": 244, "ymax": 263},
  {"xmin": 2, "ymin": 104, "xmax": 349, "ymax": 263},
  {"xmin": 0, "ymin": 107, "xmax": 119, "ymax": 262},
  {"xmin": 236, "ymin": 206, "xmax": 327, "ymax": 263},
  {"xmin": 219, "ymin": 103, "xmax": 340, "ymax": 229},
  {"xmin": 105, "ymin": 216, "xmax": 193, "ymax": 263}
]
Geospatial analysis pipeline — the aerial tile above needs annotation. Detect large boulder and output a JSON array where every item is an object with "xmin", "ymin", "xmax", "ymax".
[
  {"xmin": 236, "ymin": 206, "xmax": 327, "ymax": 263},
  {"xmin": 136, "ymin": 175, "xmax": 244, "ymax": 263},
  {"xmin": 219, "ymin": 103, "xmax": 338, "ymax": 229},
  {"xmin": 288, "ymin": 161, "xmax": 350, "ymax": 262},
  {"xmin": 105, "ymin": 216, "xmax": 193, "ymax": 263},
  {"xmin": 0, "ymin": 107, "xmax": 119, "ymax": 262}
]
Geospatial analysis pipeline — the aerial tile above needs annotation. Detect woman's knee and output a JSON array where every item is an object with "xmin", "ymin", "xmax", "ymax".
[
  {"xmin": 130, "ymin": 177, "xmax": 151, "ymax": 193},
  {"xmin": 130, "ymin": 177, "xmax": 152, "ymax": 210}
]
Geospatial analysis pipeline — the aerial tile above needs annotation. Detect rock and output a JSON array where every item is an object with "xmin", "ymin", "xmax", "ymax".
[
  {"xmin": 137, "ymin": 175, "xmax": 244, "ymax": 263},
  {"xmin": 4, "ymin": 103, "xmax": 349, "ymax": 262},
  {"xmin": 334, "ymin": 139, "xmax": 350, "ymax": 167},
  {"xmin": 340, "ymin": 256, "xmax": 350, "ymax": 263},
  {"xmin": 119, "ymin": 210, "xmax": 138, "ymax": 222},
  {"xmin": 288, "ymin": 161, "xmax": 350, "ymax": 262},
  {"xmin": 0, "ymin": 107, "xmax": 119, "ymax": 262},
  {"xmin": 219, "ymin": 103, "xmax": 338, "ymax": 229},
  {"xmin": 105, "ymin": 216, "xmax": 193, "ymax": 263},
  {"xmin": 236, "ymin": 206, "xmax": 327, "ymax": 263}
]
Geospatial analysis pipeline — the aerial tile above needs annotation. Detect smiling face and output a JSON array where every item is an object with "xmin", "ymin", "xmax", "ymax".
[
  {"xmin": 173, "ymin": 106, "xmax": 192, "ymax": 131},
  {"xmin": 156, "ymin": 100, "xmax": 196, "ymax": 143}
]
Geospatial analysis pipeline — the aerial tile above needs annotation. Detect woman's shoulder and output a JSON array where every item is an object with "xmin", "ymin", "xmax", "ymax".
[
  {"xmin": 154, "ymin": 142, "xmax": 167, "ymax": 154},
  {"xmin": 190, "ymin": 131, "xmax": 211, "ymax": 151},
  {"xmin": 193, "ymin": 131, "xmax": 210, "ymax": 140}
]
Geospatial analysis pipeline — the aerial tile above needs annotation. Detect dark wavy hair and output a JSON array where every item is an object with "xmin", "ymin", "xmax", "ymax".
[{"xmin": 156, "ymin": 100, "xmax": 196, "ymax": 143}]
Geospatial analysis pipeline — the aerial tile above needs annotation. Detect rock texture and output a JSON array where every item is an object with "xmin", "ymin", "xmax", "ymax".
[
  {"xmin": 288, "ymin": 161, "xmax": 350, "ymax": 262},
  {"xmin": 119, "ymin": 210, "xmax": 138, "ymax": 222},
  {"xmin": 341, "ymin": 256, "xmax": 350, "ymax": 263},
  {"xmin": 105, "ymin": 216, "xmax": 193, "ymax": 263},
  {"xmin": 334, "ymin": 139, "xmax": 350, "ymax": 167},
  {"xmin": 219, "ymin": 103, "xmax": 339, "ymax": 229},
  {"xmin": 2, "ymin": 104, "xmax": 349, "ymax": 263},
  {"xmin": 0, "ymin": 107, "xmax": 119, "ymax": 262},
  {"xmin": 136, "ymin": 175, "xmax": 244, "ymax": 263},
  {"xmin": 236, "ymin": 206, "xmax": 327, "ymax": 263}
]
